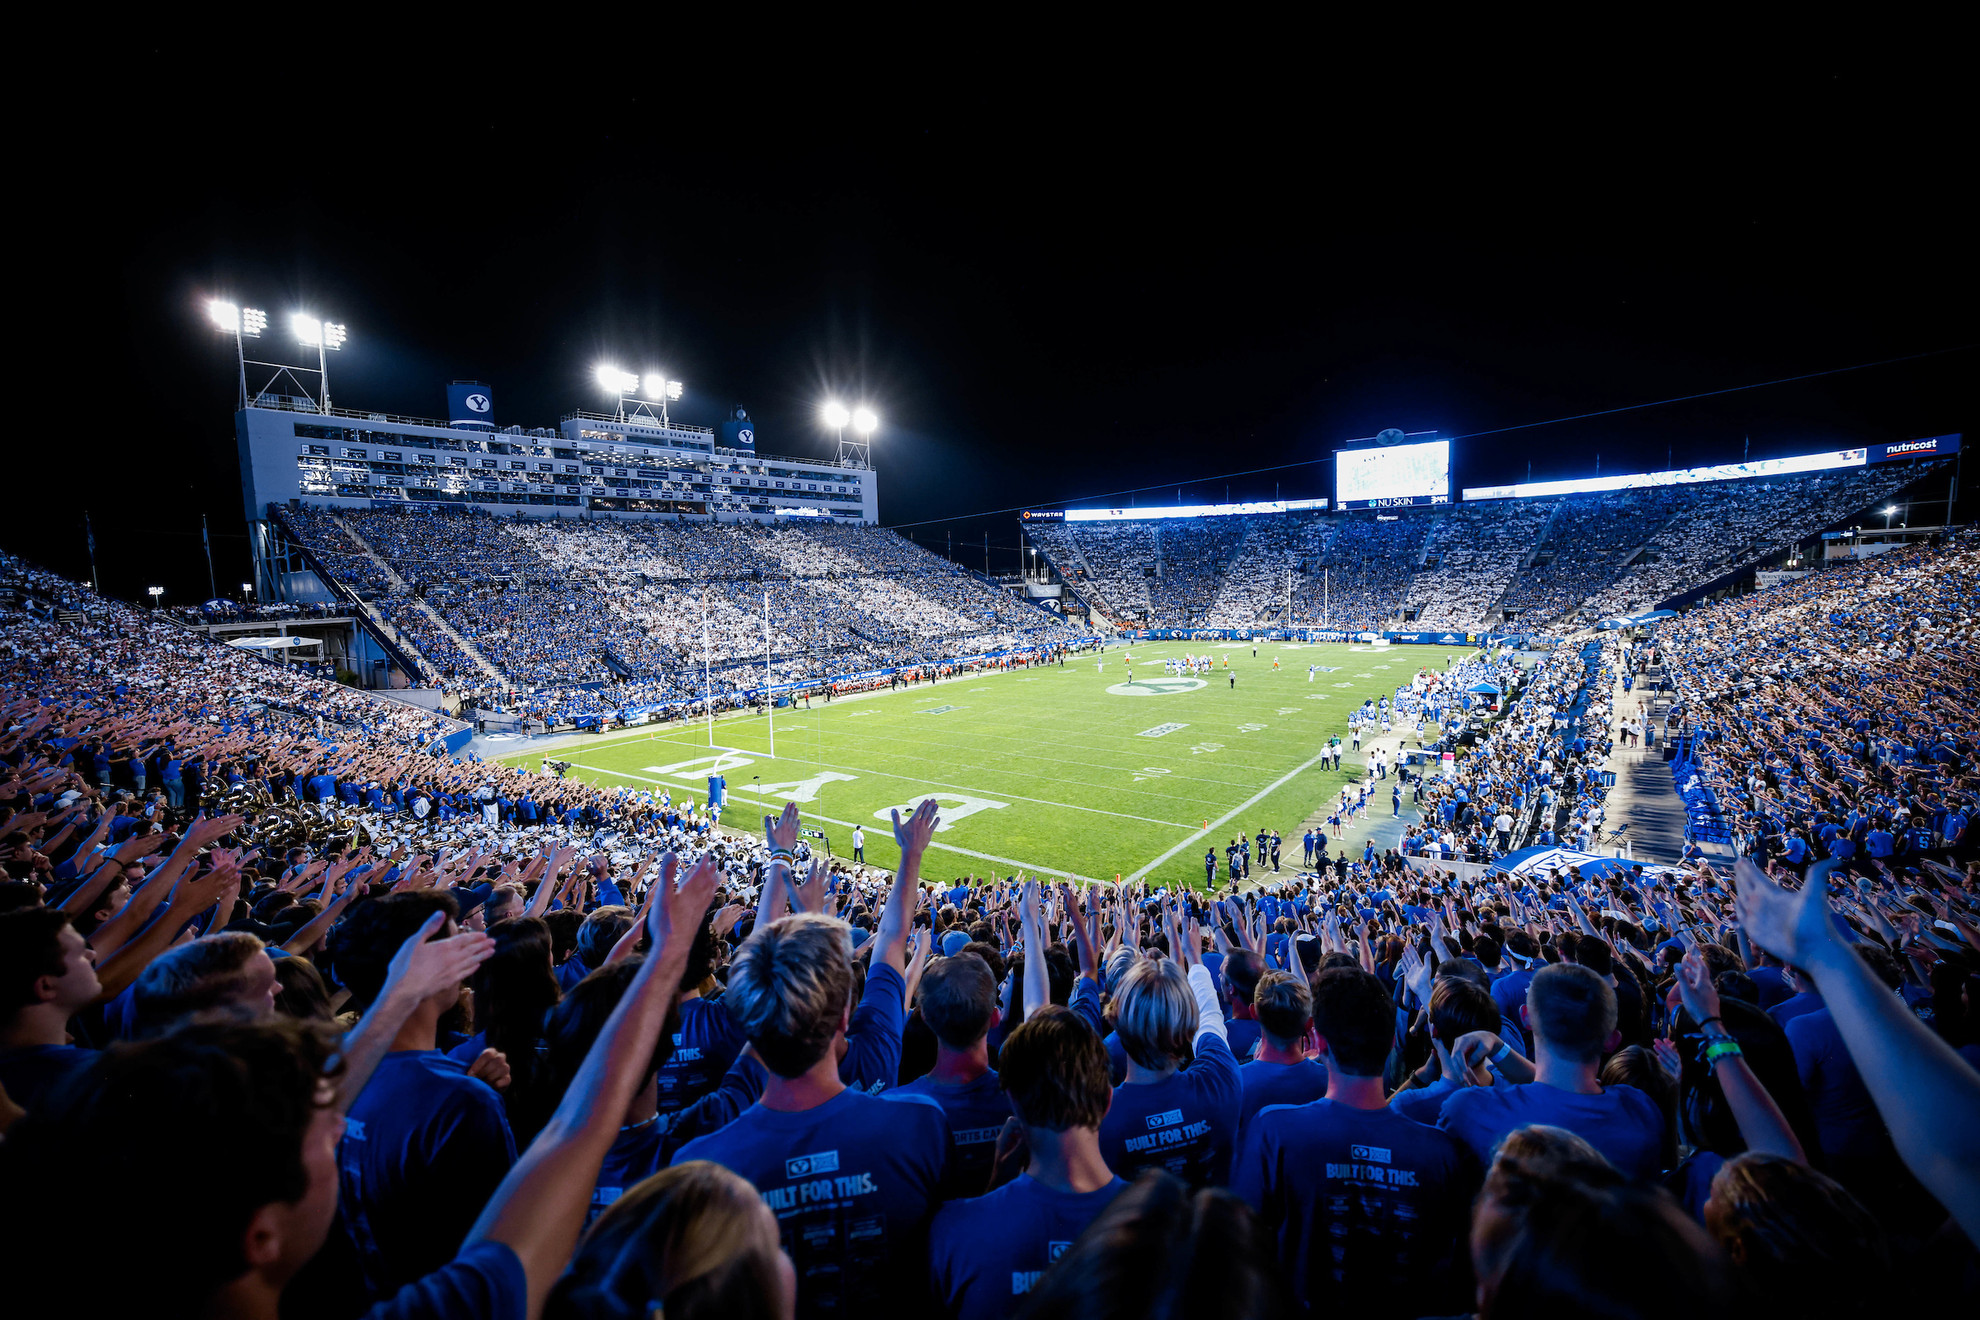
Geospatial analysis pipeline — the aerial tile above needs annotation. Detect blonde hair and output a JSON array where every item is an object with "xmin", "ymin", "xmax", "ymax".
[
  {"xmin": 723, "ymin": 913, "xmax": 853, "ymax": 1077},
  {"xmin": 1114, "ymin": 956, "xmax": 1197, "ymax": 1069},
  {"xmin": 551, "ymin": 1161, "xmax": 783, "ymax": 1320}
]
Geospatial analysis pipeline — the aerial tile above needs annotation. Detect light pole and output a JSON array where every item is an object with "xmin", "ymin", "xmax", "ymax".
[
  {"xmin": 292, "ymin": 315, "xmax": 347, "ymax": 411},
  {"xmin": 822, "ymin": 401, "xmax": 878, "ymax": 468},
  {"xmin": 595, "ymin": 366, "xmax": 681, "ymax": 425},
  {"xmin": 148, "ymin": 586, "xmax": 164, "ymax": 611}
]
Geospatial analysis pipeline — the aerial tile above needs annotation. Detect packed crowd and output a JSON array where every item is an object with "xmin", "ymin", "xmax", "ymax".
[
  {"xmin": 1030, "ymin": 463, "xmax": 1935, "ymax": 638},
  {"xmin": 273, "ymin": 509, "xmax": 1084, "ymax": 723},
  {"xmin": 4, "ymin": 539, "xmax": 1979, "ymax": 1318},
  {"xmin": 1657, "ymin": 529, "xmax": 1980, "ymax": 871}
]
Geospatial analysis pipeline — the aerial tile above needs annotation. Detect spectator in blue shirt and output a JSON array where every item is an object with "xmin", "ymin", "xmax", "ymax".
[
  {"xmin": 928, "ymin": 1005, "xmax": 1128, "ymax": 1320},
  {"xmin": 891, "ymin": 949, "xmax": 1015, "ymax": 1199},
  {"xmin": 1236, "ymin": 970, "xmax": 1329, "ymax": 1129},
  {"xmin": 1438, "ymin": 963, "xmax": 1665, "ymax": 1180}
]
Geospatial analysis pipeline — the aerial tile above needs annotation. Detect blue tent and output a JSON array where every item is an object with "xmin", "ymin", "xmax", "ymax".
[{"xmin": 1468, "ymin": 682, "xmax": 1501, "ymax": 695}]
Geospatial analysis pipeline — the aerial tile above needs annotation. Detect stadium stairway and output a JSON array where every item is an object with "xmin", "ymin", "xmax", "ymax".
[
  {"xmin": 330, "ymin": 515, "xmax": 510, "ymax": 689},
  {"xmin": 1594, "ymin": 658, "xmax": 1701, "ymax": 864}
]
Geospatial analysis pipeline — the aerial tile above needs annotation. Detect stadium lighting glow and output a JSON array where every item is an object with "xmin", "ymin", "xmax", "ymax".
[
  {"xmin": 596, "ymin": 365, "xmax": 639, "ymax": 395},
  {"xmin": 852, "ymin": 407, "xmax": 878, "ymax": 436},
  {"xmin": 821, "ymin": 401, "xmax": 851, "ymax": 430},
  {"xmin": 208, "ymin": 302, "xmax": 266, "ymax": 337},
  {"xmin": 293, "ymin": 314, "xmax": 321, "ymax": 345},
  {"xmin": 321, "ymin": 322, "xmax": 346, "ymax": 350},
  {"xmin": 666, "ymin": 380, "xmax": 683, "ymax": 401},
  {"xmin": 1064, "ymin": 499, "xmax": 1328, "ymax": 522},
  {"xmin": 644, "ymin": 375, "xmax": 666, "ymax": 400}
]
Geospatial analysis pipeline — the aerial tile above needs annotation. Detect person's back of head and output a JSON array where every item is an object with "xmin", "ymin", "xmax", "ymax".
[
  {"xmin": 1525, "ymin": 963, "xmax": 1616, "ymax": 1065},
  {"xmin": 723, "ymin": 914, "xmax": 852, "ymax": 1078},
  {"xmin": 1114, "ymin": 956, "xmax": 1196, "ymax": 1070},
  {"xmin": 328, "ymin": 891, "xmax": 459, "ymax": 1010},
  {"xmin": 1703, "ymin": 1152, "xmax": 1889, "ymax": 1315},
  {"xmin": 1044, "ymin": 944, "xmax": 1076, "ymax": 1006},
  {"xmin": 574, "ymin": 905, "xmax": 634, "ymax": 974},
  {"xmin": 1017, "ymin": 1169, "xmax": 1291, "ymax": 1320},
  {"xmin": 484, "ymin": 883, "xmax": 524, "ymax": 927},
  {"xmin": 1310, "ymin": 966, "xmax": 1392, "ymax": 1077},
  {"xmin": 546, "ymin": 1161, "xmax": 788, "ymax": 1320},
  {"xmin": 1221, "ymin": 950, "xmax": 1265, "ymax": 1010},
  {"xmin": 1477, "ymin": 1177, "xmax": 1737, "ymax": 1320},
  {"xmin": 959, "ymin": 940, "xmax": 1006, "ymax": 984},
  {"xmin": 1572, "ymin": 936, "xmax": 1614, "ymax": 979},
  {"xmin": 271, "ymin": 955, "xmax": 335, "ymax": 1023},
  {"xmin": 999, "ymin": 1004, "xmax": 1110, "ymax": 1131},
  {"xmin": 919, "ymin": 952, "xmax": 998, "ymax": 1050},
  {"xmin": 1429, "ymin": 976, "xmax": 1498, "ymax": 1049},
  {"xmin": 1250, "ymin": 971, "xmax": 1313, "ymax": 1049},
  {"xmin": 131, "ymin": 932, "xmax": 274, "ymax": 1039},
  {"xmin": 543, "ymin": 906, "xmax": 585, "ymax": 966},
  {"xmin": 0, "ymin": 1018, "xmax": 343, "ymax": 1318}
]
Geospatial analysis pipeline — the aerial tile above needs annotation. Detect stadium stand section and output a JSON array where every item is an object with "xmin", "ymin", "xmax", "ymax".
[
  {"xmin": 273, "ymin": 507, "xmax": 1083, "ymax": 722},
  {"xmin": 1033, "ymin": 460, "xmax": 1937, "ymax": 635}
]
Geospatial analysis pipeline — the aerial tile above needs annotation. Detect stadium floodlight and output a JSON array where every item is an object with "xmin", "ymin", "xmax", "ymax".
[
  {"xmin": 644, "ymin": 374, "xmax": 666, "ymax": 400},
  {"xmin": 852, "ymin": 407, "xmax": 878, "ymax": 435},
  {"xmin": 147, "ymin": 586, "xmax": 163, "ymax": 608},
  {"xmin": 822, "ymin": 401, "xmax": 851, "ymax": 430},
  {"xmin": 208, "ymin": 300, "xmax": 239, "ymax": 333},
  {"xmin": 596, "ymin": 365, "xmax": 639, "ymax": 395},
  {"xmin": 293, "ymin": 313, "xmax": 322, "ymax": 345},
  {"xmin": 320, "ymin": 322, "xmax": 347, "ymax": 350},
  {"xmin": 241, "ymin": 307, "xmax": 266, "ymax": 336},
  {"xmin": 666, "ymin": 380, "xmax": 683, "ymax": 401}
]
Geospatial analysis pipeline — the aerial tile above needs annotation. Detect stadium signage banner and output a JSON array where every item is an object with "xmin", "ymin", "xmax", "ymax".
[
  {"xmin": 1020, "ymin": 509, "xmax": 1065, "ymax": 521},
  {"xmin": 446, "ymin": 383, "xmax": 494, "ymax": 430},
  {"xmin": 1870, "ymin": 433, "xmax": 1960, "ymax": 463},
  {"xmin": 1382, "ymin": 630, "xmax": 1479, "ymax": 646},
  {"xmin": 1124, "ymin": 628, "xmax": 1356, "ymax": 642}
]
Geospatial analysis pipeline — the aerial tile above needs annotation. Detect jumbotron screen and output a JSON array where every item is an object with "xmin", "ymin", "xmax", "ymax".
[{"xmin": 1335, "ymin": 439, "xmax": 1452, "ymax": 509}]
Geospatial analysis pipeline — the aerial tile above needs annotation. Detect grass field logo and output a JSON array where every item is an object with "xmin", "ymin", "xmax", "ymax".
[
  {"xmin": 1108, "ymin": 677, "xmax": 1206, "ymax": 697},
  {"xmin": 1138, "ymin": 723, "xmax": 1189, "ymax": 737},
  {"xmin": 919, "ymin": 705, "xmax": 963, "ymax": 715}
]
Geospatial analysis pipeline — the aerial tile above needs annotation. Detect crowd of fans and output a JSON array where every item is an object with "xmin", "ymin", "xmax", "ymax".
[
  {"xmin": 3, "ymin": 533, "xmax": 1979, "ymax": 1319},
  {"xmin": 272, "ymin": 509, "xmax": 1084, "ymax": 725},
  {"xmin": 1028, "ymin": 463, "xmax": 1937, "ymax": 637}
]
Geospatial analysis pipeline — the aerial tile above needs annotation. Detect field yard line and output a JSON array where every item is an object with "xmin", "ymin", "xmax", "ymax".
[
  {"xmin": 569, "ymin": 750, "xmax": 1199, "ymax": 831},
  {"xmin": 1124, "ymin": 742, "xmax": 1340, "ymax": 884},
  {"xmin": 561, "ymin": 763, "xmax": 1099, "ymax": 880},
  {"xmin": 744, "ymin": 721, "xmax": 1267, "ymax": 796}
]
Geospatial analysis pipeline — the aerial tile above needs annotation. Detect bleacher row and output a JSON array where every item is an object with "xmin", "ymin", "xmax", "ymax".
[{"xmin": 1029, "ymin": 463, "xmax": 1929, "ymax": 633}]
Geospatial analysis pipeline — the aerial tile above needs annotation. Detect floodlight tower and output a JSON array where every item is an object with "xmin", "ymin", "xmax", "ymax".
[
  {"xmin": 206, "ymin": 300, "xmax": 343, "ymax": 413},
  {"xmin": 822, "ymin": 401, "xmax": 878, "ymax": 468},
  {"xmin": 596, "ymin": 365, "xmax": 683, "ymax": 425}
]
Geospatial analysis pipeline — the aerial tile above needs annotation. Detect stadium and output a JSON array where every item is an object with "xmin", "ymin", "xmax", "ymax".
[{"xmin": 6, "ymin": 62, "xmax": 1978, "ymax": 1320}]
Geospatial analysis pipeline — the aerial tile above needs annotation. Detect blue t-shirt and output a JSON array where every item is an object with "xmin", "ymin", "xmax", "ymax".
[
  {"xmin": 1237, "ymin": 1057, "xmax": 1330, "ymax": 1130},
  {"xmin": 1438, "ymin": 1081, "xmax": 1664, "ymax": 1179},
  {"xmin": 0, "ymin": 1043, "xmax": 97, "ymax": 1113},
  {"xmin": 657, "ymin": 996, "xmax": 750, "ymax": 1117},
  {"xmin": 588, "ymin": 1117, "xmax": 664, "ymax": 1227},
  {"xmin": 1786, "ymin": 1007, "xmax": 1887, "ymax": 1163},
  {"xmin": 1233, "ymin": 1098, "xmax": 1477, "ymax": 1318},
  {"xmin": 1225, "ymin": 1016, "xmax": 1262, "ymax": 1063},
  {"xmin": 928, "ymin": 1174, "xmax": 1128, "ymax": 1320},
  {"xmin": 1769, "ymin": 990, "xmax": 1825, "ymax": 1030},
  {"xmin": 890, "ymin": 1068, "xmax": 1015, "ymax": 1200},
  {"xmin": 841, "ymin": 962, "xmax": 908, "ymax": 1093},
  {"xmin": 674, "ymin": 1086, "xmax": 949, "ymax": 1320},
  {"xmin": 1097, "ymin": 1032, "xmax": 1243, "ymax": 1188},
  {"xmin": 340, "ymin": 1050, "xmax": 518, "ymax": 1301},
  {"xmin": 361, "ymin": 1240, "xmax": 525, "ymax": 1320}
]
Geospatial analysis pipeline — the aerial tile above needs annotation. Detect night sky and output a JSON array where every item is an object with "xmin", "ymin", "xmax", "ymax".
[{"xmin": 25, "ymin": 40, "xmax": 1972, "ymax": 603}]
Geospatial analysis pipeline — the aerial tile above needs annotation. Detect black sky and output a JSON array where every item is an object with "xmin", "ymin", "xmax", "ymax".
[{"xmin": 22, "ymin": 35, "xmax": 1973, "ymax": 601}]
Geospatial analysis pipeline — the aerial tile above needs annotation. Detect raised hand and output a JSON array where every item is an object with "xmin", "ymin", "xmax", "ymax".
[
  {"xmin": 1734, "ymin": 856, "xmax": 1840, "ymax": 969},
  {"xmin": 469, "ymin": 1048, "xmax": 511, "ymax": 1091},
  {"xmin": 764, "ymin": 801, "xmax": 801, "ymax": 855},
  {"xmin": 891, "ymin": 797, "xmax": 940, "ymax": 860},
  {"xmin": 1675, "ymin": 947, "xmax": 1722, "ymax": 1025}
]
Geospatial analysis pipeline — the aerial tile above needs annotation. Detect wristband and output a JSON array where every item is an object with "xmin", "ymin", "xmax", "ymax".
[
  {"xmin": 1491, "ymin": 1041, "xmax": 1513, "ymax": 1063},
  {"xmin": 1703, "ymin": 1038, "xmax": 1744, "ymax": 1065}
]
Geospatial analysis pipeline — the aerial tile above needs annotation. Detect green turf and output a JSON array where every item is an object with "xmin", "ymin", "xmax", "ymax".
[{"xmin": 499, "ymin": 641, "xmax": 1473, "ymax": 889}]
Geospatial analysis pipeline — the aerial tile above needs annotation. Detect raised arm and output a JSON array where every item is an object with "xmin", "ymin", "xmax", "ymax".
[
  {"xmin": 464, "ymin": 854, "xmax": 719, "ymax": 1320},
  {"xmin": 1736, "ymin": 857, "xmax": 1979, "ymax": 1237},
  {"xmin": 1673, "ymin": 947, "xmax": 1803, "ymax": 1162},
  {"xmin": 872, "ymin": 799, "xmax": 938, "ymax": 974}
]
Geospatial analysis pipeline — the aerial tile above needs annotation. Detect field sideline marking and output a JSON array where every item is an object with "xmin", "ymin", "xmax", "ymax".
[
  {"xmin": 1124, "ymin": 741, "xmax": 1342, "ymax": 884},
  {"xmin": 560, "ymin": 763, "xmax": 1099, "ymax": 880}
]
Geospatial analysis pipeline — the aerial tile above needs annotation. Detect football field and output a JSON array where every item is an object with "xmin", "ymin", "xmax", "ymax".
[{"xmin": 500, "ymin": 641, "xmax": 1468, "ymax": 890}]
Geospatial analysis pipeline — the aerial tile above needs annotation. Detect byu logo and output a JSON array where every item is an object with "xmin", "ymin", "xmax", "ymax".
[
  {"xmin": 465, "ymin": 393, "xmax": 490, "ymax": 412},
  {"xmin": 785, "ymin": 1150, "xmax": 839, "ymax": 1179},
  {"xmin": 737, "ymin": 428, "xmax": 754, "ymax": 444}
]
